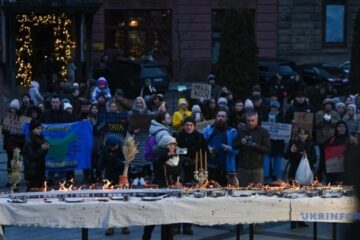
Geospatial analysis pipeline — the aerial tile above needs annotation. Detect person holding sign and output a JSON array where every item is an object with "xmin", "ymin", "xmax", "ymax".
[
  {"xmin": 263, "ymin": 101, "xmax": 285, "ymax": 180},
  {"xmin": 324, "ymin": 121, "xmax": 358, "ymax": 184},
  {"xmin": 1, "ymin": 99, "xmax": 26, "ymax": 185}
]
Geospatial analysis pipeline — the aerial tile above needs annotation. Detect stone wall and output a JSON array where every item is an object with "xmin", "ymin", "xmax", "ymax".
[{"xmin": 278, "ymin": 0, "xmax": 360, "ymax": 65}]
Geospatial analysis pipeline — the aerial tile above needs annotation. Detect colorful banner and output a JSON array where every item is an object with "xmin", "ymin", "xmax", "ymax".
[
  {"xmin": 97, "ymin": 112, "xmax": 128, "ymax": 133},
  {"xmin": 38, "ymin": 121, "xmax": 93, "ymax": 171}
]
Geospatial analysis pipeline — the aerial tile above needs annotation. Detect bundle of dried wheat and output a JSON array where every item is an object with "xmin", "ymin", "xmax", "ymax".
[{"xmin": 122, "ymin": 134, "xmax": 139, "ymax": 177}]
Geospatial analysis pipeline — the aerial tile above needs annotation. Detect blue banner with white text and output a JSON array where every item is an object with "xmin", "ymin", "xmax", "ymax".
[{"xmin": 40, "ymin": 121, "xmax": 93, "ymax": 171}]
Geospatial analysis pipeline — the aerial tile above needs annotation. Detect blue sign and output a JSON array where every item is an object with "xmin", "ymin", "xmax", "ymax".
[{"xmin": 26, "ymin": 121, "xmax": 93, "ymax": 171}]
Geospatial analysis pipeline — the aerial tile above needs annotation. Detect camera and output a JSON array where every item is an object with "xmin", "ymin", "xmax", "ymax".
[
  {"xmin": 246, "ymin": 136, "xmax": 254, "ymax": 145},
  {"xmin": 176, "ymin": 147, "xmax": 188, "ymax": 155}
]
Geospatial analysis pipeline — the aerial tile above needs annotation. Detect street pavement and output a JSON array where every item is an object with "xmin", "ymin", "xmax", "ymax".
[{"xmin": 0, "ymin": 136, "xmax": 350, "ymax": 240}]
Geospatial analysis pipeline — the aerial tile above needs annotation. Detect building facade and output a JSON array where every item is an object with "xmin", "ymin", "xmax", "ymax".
[
  {"xmin": 92, "ymin": 0, "xmax": 277, "ymax": 82},
  {"xmin": 278, "ymin": 0, "xmax": 360, "ymax": 65}
]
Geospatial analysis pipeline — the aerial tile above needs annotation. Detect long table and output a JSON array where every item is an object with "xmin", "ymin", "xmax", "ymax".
[{"xmin": 0, "ymin": 195, "xmax": 357, "ymax": 240}]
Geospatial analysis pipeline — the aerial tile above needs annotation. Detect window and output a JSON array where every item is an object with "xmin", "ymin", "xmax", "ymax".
[
  {"xmin": 323, "ymin": 0, "xmax": 347, "ymax": 48},
  {"xmin": 211, "ymin": 9, "xmax": 255, "ymax": 64},
  {"xmin": 104, "ymin": 10, "xmax": 172, "ymax": 63}
]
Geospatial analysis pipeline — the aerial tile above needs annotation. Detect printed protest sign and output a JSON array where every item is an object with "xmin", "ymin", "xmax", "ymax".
[
  {"xmin": 191, "ymin": 83, "xmax": 212, "ymax": 100},
  {"xmin": 261, "ymin": 122, "xmax": 292, "ymax": 141},
  {"xmin": 2, "ymin": 113, "xmax": 31, "ymax": 135},
  {"xmin": 97, "ymin": 112, "xmax": 128, "ymax": 133},
  {"xmin": 196, "ymin": 119, "xmax": 215, "ymax": 133},
  {"xmin": 292, "ymin": 112, "xmax": 313, "ymax": 139}
]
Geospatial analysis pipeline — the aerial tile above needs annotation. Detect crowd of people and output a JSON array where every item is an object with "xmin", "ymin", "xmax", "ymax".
[{"xmin": 1, "ymin": 72, "xmax": 359, "ymax": 238}]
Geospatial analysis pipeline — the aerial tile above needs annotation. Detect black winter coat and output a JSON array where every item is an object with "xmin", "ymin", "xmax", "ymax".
[
  {"xmin": 233, "ymin": 125, "xmax": 271, "ymax": 169},
  {"xmin": 283, "ymin": 139, "xmax": 317, "ymax": 179},
  {"xmin": 41, "ymin": 109, "xmax": 73, "ymax": 123},
  {"xmin": 152, "ymin": 146, "xmax": 181, "ymax": 187},
  {"xmin": 176, "ymin": 129, "xmax": 208, "ymax": 182},
  {"xmin": 23, "ymin": 133, "xmax": 47, "ymax": 184},
  {"xmin": 100, "ymin": 146, "xmax": 125, "ymax": 183}
]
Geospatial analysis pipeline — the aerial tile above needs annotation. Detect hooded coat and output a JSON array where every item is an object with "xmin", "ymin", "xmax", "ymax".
[{"xmin": 91, "ymin": 77, "xmax": 112, "ymax": 103}]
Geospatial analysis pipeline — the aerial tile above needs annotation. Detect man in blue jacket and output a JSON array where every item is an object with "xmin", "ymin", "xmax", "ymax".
[{"xmin": 203, "ymin": 109, "xmax": 238, "ymax": 186}]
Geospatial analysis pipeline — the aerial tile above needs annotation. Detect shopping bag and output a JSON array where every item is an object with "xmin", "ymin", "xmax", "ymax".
[{"xmin": 295, "ymin": 153, "xmax": 314, "ymax": 185}]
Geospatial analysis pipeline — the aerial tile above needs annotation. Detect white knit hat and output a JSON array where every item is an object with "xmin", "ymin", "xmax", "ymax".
[
  {"xmin": 217, "ymin": 97, "xmax": 228, "ymax": 106},
  {"xmin": 191, "ymin": 104, "xmax": 201, "ymax": 113},
  {"xmin": 9, "ymin": 99, "xmax": 20, "ymax": 110},
  {"xmin": 158, "ymin": 135, "xmax": 176, "ymax": 146},
  {"xmin": 63, "ymin": 102, "xmax": 73, "ymax": 110},
  {"xmin": 244, "ymin": 99, "xmax": 254, "ymax": 109}
]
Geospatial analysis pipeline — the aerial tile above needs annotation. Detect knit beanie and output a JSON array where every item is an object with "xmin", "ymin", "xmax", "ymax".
[
  {"xmin": 9, "ymin": 99, "xmax": 20, "ymax": 110},
  {"xmin": 178, "ymin": 98, "xmax": 188, "ymax": 106},
  {"xmin": 183, "ymin": 116, "xmax": 196, "ymax": 126},
  {"xmin": 191, "ymin": 104, "xmax": 201, "ymax": 113},
  {"xmin": 244, "ymin": 99, "xmax": 254, "ymax": 110},
  {"xmin": 63, "ymin": 102, "xmax": 73, "ymax": 110},
  {"xmin": 29, "ymin": 119, "xmax": 42, "ymax": 132},
  {"xmin": 217, "ymin": 97, "xmax": 228, "ymax": 106},
  {"xmin": 158, "ymin": 135, "xmax": 176, "ymax": 147},
  {"xmin": 105, "ymin": 134, "xmax": 122, "ymax": 146}
]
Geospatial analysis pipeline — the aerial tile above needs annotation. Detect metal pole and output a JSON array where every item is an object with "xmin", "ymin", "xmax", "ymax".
[
  {"xmin": 332, "ymin": 223, "xmax": 337, "ymax": 240},
  {"xmin": 249, "ymin": 224, "xmax": 254, "ymax": 240},
  {"xmin": 313, "ymin": 222, "xmax": 317, "ymax": 240},
  {"xmin": 236, "ymin": 224, "xmax": 241, "ymax": 240},
  {"xmin": 81, "ymin": 228, "xmax": 88, "ymax": 240}
]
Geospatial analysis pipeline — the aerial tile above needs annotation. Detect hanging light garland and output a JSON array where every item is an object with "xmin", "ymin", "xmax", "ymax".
[{"xmin": 16, "ymin": 13, "xmax": 75, "ymax": 86}]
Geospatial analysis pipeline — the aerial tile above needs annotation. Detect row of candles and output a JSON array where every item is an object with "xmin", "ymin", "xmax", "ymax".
[{"xmin": 195, "ymin": 149, "xmax": 207, "ymax": 171}]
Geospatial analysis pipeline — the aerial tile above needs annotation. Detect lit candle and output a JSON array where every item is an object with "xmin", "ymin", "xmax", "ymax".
[
  {"xmin": 195, "ymin": 151, "xmax": 198, "ymax": 171},
  {"xmin": 200, "ymin": 149, "xmax": 203, "ymax": 170},
  {"xmin": 204, "ymin": 150, "xmax": 207, "ymax": 171}
]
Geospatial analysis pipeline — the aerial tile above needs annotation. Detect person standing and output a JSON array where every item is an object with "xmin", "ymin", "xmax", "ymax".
[
  {"xmin": 142, "ymin": 135, "xmax": 181, "ymax": 240},
  {"xmin": 1, "ymin": 99, "xmax": 26, "ymax": 186},
  {"xmin": 203, "ymin": 109, "xmax": 238, "ymax": 186},
  {"xmin": 232, "ymin": 110, "xmax": 270, "ymax": 233},
  {"xmin": 263, "ymin": 101, "xmax": 285, "ymax": 180},
  {"xmin": 23, "ymin": 120, "xmax": 49, "ymax": 191},
  {"xmin": 233, "ymin": 110, "xmax": 270, "ymax": 186},
  {"xmin": 172, "ymin": 98, "xmax": 192, "ymax": 131}
]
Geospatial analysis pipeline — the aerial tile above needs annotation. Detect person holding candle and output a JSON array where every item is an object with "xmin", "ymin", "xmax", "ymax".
[
  {"xmin": 203, "ymin": 109, "xmax": 238, "ymax": 186},
  {"xmin": 175, "ymin": 116, "xmax": 208, "ymax": 235}
]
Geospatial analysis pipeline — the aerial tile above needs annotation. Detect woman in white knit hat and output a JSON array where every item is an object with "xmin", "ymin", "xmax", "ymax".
[{"xmin": 142, "ymin": 134, "xmax": 180, "ymax": 240}]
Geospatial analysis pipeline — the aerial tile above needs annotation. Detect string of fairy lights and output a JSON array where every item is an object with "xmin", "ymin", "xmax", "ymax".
[{"xmin": 16, "ymin": 13, "xmax": 75, "ymax": 86}]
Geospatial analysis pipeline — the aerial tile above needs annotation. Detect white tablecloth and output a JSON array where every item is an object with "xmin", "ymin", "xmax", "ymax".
[{"xmin": 0, "ymin": 196, "xmax": 290, "ymax": 229}]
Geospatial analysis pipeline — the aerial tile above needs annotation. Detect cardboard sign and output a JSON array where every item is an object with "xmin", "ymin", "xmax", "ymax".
[
  {"xmin": 190, "ymin": 83, "xmax": 212, "ymax": 100},
  {"xmin": 128, "ymin": 113, "xmax": 152, "ymax": 132},
  {"xmin": 196, "ymin": 119, "xmax": 215, "ymax": 133},
  {"xmin": 2, "ymin": 113, "xmax": 31, "ymax": 135},
  {"xmin": 292, "ymin": 112, "xmax": 313, "ymax": 139},
  {"xmin": 97, "ymin": 112, "xmax": 128, "ymax": 133},
  {"xmin": 261, "ymin": 122, "xmax": 292, "ymax": 141}
]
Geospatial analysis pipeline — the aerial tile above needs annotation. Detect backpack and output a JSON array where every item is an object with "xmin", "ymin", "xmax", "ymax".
[{"xmin": 144, "ymin": 135, "xmax": 157, "ymax": 162}]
